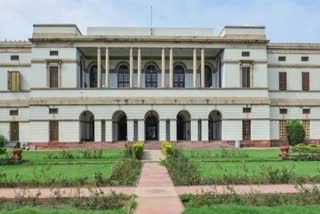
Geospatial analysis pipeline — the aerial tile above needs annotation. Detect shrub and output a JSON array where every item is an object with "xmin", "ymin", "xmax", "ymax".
[
  {"xmin": 286, "ymin": 120, "xmax": 305, "ymax": 146},
  {"xmin": 132, "ymin": 142, "xmax": 144, "ymax": 160},
  {"xmin": 161, "ymin": 141, "xmax": 177, "ymax": 158},
  {"xmin": 0, "ymin": 135, "xmax": 6, "ymax": 156}
]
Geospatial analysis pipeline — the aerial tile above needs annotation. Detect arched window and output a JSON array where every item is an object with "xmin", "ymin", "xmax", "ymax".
[
  {"xmin": 145, "ymin": 64, "xmax": 158, "ymax": 88},
  {"xmin": 89, "ymin": 64, "xmax": 97, "ymax": 88},
  {"xmin": 173, "ymin": 65, "xmax": 185, "ymax": 88},
  {"xmin": 205, "ymin": 64, "xmax": 213, "ymax": 88},
  {"xmin": 117, "ymin": 64, "xmax": 130, "ymax": 88}
]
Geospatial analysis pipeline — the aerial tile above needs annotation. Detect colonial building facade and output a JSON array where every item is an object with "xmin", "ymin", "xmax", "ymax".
[{"xmin": 0, "ymin": 24, "xmax": 318, "ymax": 146}]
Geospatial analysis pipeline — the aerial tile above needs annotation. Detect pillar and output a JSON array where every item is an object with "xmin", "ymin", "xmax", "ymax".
[
  {"xmin": 129, "ymin": 48, "xmax": 134, "ymax": 88},
  {"xmin": 105, "ymin": 48, "xmax": 109, "ymax": 88},
  {"xmin": 137, "ymin": 48, "xmax": 142, "ymax": 88},
  {"xmin": 191, "ymin": 119, "xmax": 198, "ymax": 141},
  {"xmin": 201, "ymin": 119, "xmax": 208, "ymax": 141},
  {"xmin": 159, "ymin": 120, "xmax": 166, "ymax": 141},
  {"xmin": 169, "ymin": 48, "xmax": 173, "ymax": 88},
  {"xmin": 170, "ymin": 119, "xmax": 177, "ymax": 141},
  {"xmin": 161, "ymin": 48, "xmax": 165, "ymax": 88},
  {"xmin": 105, "ymin": 120, "xmax": 113, "ymax": 142},
  {"xmin": 193, "ymin": 48, "xmax": 197, "ymax": 88},
  {"xmin": 97, "ymin": 48, "xmax": 101, "ymax": 88},
  {"xmin": 127, "ymin": 119, "xmax": 134, "ymax": 141},
  {"xmin": 138, "ymin": 120, "xmax": 145, "ymax": 141},
  {"xmin": 201, "ymin": 48, "xmax": 205, "ymax": 88}
]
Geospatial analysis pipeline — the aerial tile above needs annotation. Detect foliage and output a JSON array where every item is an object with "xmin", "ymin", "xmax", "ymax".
[
  {"xmin": 286, "ymin": 120, "xmax": 306, "ymax": 146},
  {"xmin": 290, "ymin": 143, "xmax": 320, "ymax": 160},
  {"xmin": 163, "ymin": 149, "xmax": 200, "ymax": 185},
  {"xmin": 161, "ymin": 141, "xmax": 177, "ymax": 158},
  {"xmin": 132, "ymin": 142, "xmax": 144, "ymax": 160},
  {"xmin": 0, "ymin": 135, "xmax": 6, "ymax": 147},
  {"xmin": 47, "ymin": 149, "xmax": 104, "ymax": 159},
  {"xmin": 260, "ymin": 165, "xmax": 295, "ymax": 184}
]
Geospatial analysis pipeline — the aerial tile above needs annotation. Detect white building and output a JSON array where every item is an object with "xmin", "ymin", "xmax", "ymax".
[{"xmin": 0, "ymin": 24, "xmax": 318, "ymax": 146}]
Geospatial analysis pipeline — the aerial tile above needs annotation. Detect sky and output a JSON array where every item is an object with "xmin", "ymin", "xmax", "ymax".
[{"xmin": 0, "ymin": 0, "xmax": 319, "ymax": 42}]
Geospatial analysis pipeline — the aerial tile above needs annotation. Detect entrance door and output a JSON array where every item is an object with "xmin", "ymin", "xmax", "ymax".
[
  {"xmin": 10, "ymin": 122, "xmax": 19, "ymax": 142},
  {"xmin": 49, "ymin": 121, "xmax": 59, "ymax": 143}
]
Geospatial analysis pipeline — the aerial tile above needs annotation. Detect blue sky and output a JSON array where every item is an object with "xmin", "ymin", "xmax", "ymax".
[{"xmin": 0, "ymin": 0, "xmax": 319, "ymax": 42}]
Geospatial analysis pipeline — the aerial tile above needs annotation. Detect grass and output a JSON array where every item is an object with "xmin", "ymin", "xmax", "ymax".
[
  {"xmin": 0, "ymin": 208, "xmax": 126, "ymax": 214},
  {"xmin": 184, "ymin": 205, "xmax": 320, "ymax": 214}
]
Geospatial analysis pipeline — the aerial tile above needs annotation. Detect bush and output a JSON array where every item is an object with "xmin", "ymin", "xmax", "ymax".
[
  {"xmin": 132, "ymin": 142, "xmax": 144, "ymax": 160},
  {"xmin": 286, "ymin": 120, "xmax": 305, "ymax": 146},
  {"xmin": 161, "ymin": 141, "xmax": 177, "ymax": 158},
  {"xmin": 0, "ymin": 135, "xmax": 6, "ymax": 147}
]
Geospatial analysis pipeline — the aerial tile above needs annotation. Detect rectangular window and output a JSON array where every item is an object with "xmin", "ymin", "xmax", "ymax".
[
  {"xmin": 49, "ymin": 121, "xmax": 59, "ymax": 142},
  {"xmin": 280, "ymin": 108, "xmax": 288, "ymax": 114},
  {"xmin": 7, "ymin": 71, "xmax": 21, "ymax": 91},
  {"xmin": 241, "ymin": 66, "xmax": 251, "ymax": 88},
  {"xmin": 49, "ymin": 108, "xmax": 58, "ymax": 114},
  {"xmin": 198, "ymin": 120, "xmax": 202, "ymax": 141},
  {"xmin": 10, "ymin": 122, "xmax": 19, "ymax": 142},
  {"xmin": 134, "ymin": 120, "xmax": 138, "ymax": 141},
  {"xmin": 279, "ymin": 72, "xmax": 287, "ymax": 90},
  {"xmin": 242, "ymin": 51, "xmax": 250, "ymax": 57},
  {"xmin": 166, "ymin": 120, "xmax": 170, "ymax": 141},
  {"xmin": 243, "ymin": 107, "xmax": 251, "ymax": 113},
  {"xmin": 303, "ymin": 108, "xmax": 310, "ymax": 114},
  {"xmin": 50, "ymin": 50, "xmax": 59, "ymax": 56},
  {"xmin": 302, "ymin": 72, "xmax": 309, "ymax": 91},
  {"xmin": 49, "ymin": 66, "xmax": 59, "ymax": 88},
  {"xmin": 9, "ymin": 110, "xmax": 19, "ymax": 116},
  {"xmin": 278, "ymin": 56, "xmax": 286, "ymax": 62},
  {"xmin": 302, "ymin": 120, "xmax": 310, "ymax": 139},
  {"xmin": 279, "ymin": 120, "xmax": 287, "ymax": 140},
  {"xmin": 242, "ymin": 120, "xmax": 251, "ymax": 140},
  {"xmin": 301, "ymin": 56, "xmax": 309, "ymax": 62},
  {"xmin": 10, "ymin": 55, "xmax": 19, "ymax": 61}
]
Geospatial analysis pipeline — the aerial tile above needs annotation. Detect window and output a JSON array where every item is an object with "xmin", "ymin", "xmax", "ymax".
[
  {"xmin": 279, "ymin": 120, "xmax": 287, "ymax": 140},
  {"xmin": 7, "ymin": 71, "xmax": 20, "ymax": 91},
  {"xmin": 9, "ymin": 110, "xmax": 18, "ymax": 116},
  {"xmin": 50, "ymin": 50, "xmax": 59, "ymax": 56},
  {"xmin": 303, "ymin": 108, "xmax": 310, "ymax": 114},
  {"xmin": 145, "ymin": 64, "xmax": 158, "ymax": 88},
  {"xmin": 302, "ymin": 72, "xmax": 309, "ymax": 91},
  {"xmin": 279, "ymin": 72, "xmax": 287, "ymax": 90},
  {"xmin": 49, "ymin": 66, "xmax": 59, "ymax": 88},
  {"xmin": 10, "ymin": 122, "xmax": 19, "ymax": 142},
  {"xmin": 280, "ymin": 108, "xmax": 288, "ymax": 114},
  {"xmin": 49, "ymin": 108, "xmax": 58, "ymax": 114},
  {"xmin": 241, "ymin": 66, "xmax": 251, "ymax": 88},
  {"xmin": 243, "ymin": 107, "xmax": 251, "ymax": 113},
  {"xmin": 278, "ymin": 56, "xmax": 286, "ymax": 62},
  {"xmin": 242, "ymin": 120, "xmax": 251, "ymax": 140},
  {"xmin": 242, "ymin": 51, "xmax": 250, "ymax": 57},
  {"xmin": 49, "ymin": 121, "xmax": 59, "ymax": 142},
  {"xmin": 302, "ymin": 120, "xmax": 310, "ymax": 139},
  {"xmin": 10, "ymin": 55, "xmax": 19, "ymax": 61},
  {"xmin": 301, "ymin": 56, "xmax": 309, "ymax": 62},
  {"xmin": 117, "ymin": 64, "xmax": 130, "ymax": 88},
  {"xmin": 173, "ymin": 65, "xmax": 185, "ymax": 88}
]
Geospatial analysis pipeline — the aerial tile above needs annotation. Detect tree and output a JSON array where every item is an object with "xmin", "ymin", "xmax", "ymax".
[{"xmin": 286, "ymin": 120, "xmax": 305, "ymax": 146}]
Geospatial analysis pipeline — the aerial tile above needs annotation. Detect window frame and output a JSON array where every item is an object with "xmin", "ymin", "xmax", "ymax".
[
  {"xmin": 242, "ymin": 120, "xmax": 251, "ymax": 140},
  {"xmin": 173, "ymin": 64, "xmax": 185, "ymax": 88},
  {"xmin": 145, "ymin": 64, "xmax": 158, "ymax": 88},
  {"xmin": 278, "ymin": 56, "xmax": 286, "ymax": 62},
  {"xmin": 302, "ymin": 72, "xmax": 310, "ymax": 91},
  {"xmin": 117, "ymin": 64, "xmax": 130, "ymax": 88},
  {"xmin": 9, "ymin": 110, "xmax": 19, "ymax": 116},
  {"xmin": 49, "ymin": 50, "xmax": 59, "ymax": 56},
  {"xmin": 10, "ymin": 55, "xmax": 19, "ymax": 61},
  {"xmin": 279, "ymin": 72, "xmax": 287, "ymax": 91},
  {"xmin": 242, "ymin": 51, "xmax": 250, "ymax": 57}
]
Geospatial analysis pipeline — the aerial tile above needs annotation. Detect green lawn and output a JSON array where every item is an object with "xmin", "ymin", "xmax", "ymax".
[
  {"xmin": 0, "ymin": 150, "xmax": 123, "ymax": 183},
  {"xmin": 184, "ymin": 205, "xmax": 320, "ymax": 214},
  {"xmin": 0, "ymin": 208, "xmax": 126, "ymax": 214}
]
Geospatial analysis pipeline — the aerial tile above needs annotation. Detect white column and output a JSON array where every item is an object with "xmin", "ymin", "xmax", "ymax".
[
  {"xmin": 137, "ymin": 48, "xmax": 142, "ymax": 88},
  {"xmin": 129, "ymin": 48, "xmax": 134, "ymax": 88},
  {"xmin": 105, "ymin": 120, "xmax": 113, "ymax": 142},
  {"xmin": 97, "ymin": 48, "xmax": 101, "ymax": 88},
  {"xmin": 193, "ymin": 48, "xmax": 197, "ymax": 88},
  {"xmin": 201, "ymin": 48, "xmax": 205, "ymax": 88},
  {"xmin": 105, "ymin": 48, "xmax": 109, "ymax": 88},
  {"xmin": 191, "ymin": 120, "xmax": 198, "ymax": 141},
  {"xmin": 169, "ymin": 48, "xmax": 173, "ymax": 88},
  {"xmin": 161, "ymin": 48, "xmax": 166, "ymax": 88},
  {"xmin": 94, "ymin": 120, "xmax": 101, "ymax": 142},
  {"xmin": 159, "ymin": 120, "xmax": 166, "ymax": 141},
  {"xmin": 170, "ymin": 119, "xmax": 177, "ymax": 141},
  {"xmin": 138, "ymin": 120, "xmax": 145, "ymax": 141},
  {"xmin": 127, "ymin": 119, "xmax": 134, "ymax": 141},
  {"xmin": 201, "ymin": 119, "xmax": 208, "ymax": 141}
]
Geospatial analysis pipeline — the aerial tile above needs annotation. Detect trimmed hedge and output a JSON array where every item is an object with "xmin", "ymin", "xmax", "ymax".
[
  {"xmin": 132, "ymin": 142, "xmax": 144, "ymax": 160},
  {"xmin": 290, "ymin": 143, "xmax": 320, "ymax": 160},
  {"xmin": 161, "ymin": 141, "xmax": 176, "ymax": 158}
]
